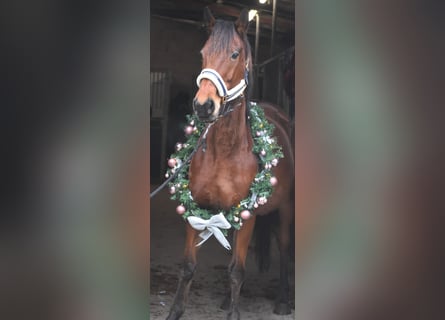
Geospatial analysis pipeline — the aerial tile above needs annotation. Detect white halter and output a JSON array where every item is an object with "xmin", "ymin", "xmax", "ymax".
[{"xmin": 196, "ymin": 63, "xmax": 248, "ymax": 103}]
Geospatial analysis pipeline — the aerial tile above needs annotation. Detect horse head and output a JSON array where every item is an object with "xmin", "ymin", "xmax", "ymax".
[{"xmin": 193, "ymin": 8, "xmax": 252, "ymax": 122}]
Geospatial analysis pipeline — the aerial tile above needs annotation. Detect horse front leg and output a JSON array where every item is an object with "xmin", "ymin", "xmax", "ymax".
[
  {"xmin": 226, "ymin": 216, "xmax": 256, "ymax": 320},
  {"xmin": 273, "ymin": 203, "xmax": 292, "ymax": 315},
  {"xmin": 166, "ymin": 224, "xmax": 199, "ymax": 320}
]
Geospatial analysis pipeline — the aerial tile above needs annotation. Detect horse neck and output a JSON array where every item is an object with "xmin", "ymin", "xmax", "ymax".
[{"xmin": 205, "ymin": 100, "xmax": 252, "ymax": 157}]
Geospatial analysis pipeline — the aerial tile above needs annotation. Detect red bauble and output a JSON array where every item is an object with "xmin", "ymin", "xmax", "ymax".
[
  {"xmin": 176, "ymin": 205, "xmax": 186, "ymax": 215},
  {"xmin": 270, "ymin": 176, "xmax": 278, "ymax": 186},
  {"xmin": 240, "ymin": 210, "xmax": 251, "ymax": 220},
  {"xmin": 184, "ymin": 126, "xmax": 193, "ymax": 135},
  {"xmin": 168, "ymin": 158, "xmax": 177, "ymax": 168}
]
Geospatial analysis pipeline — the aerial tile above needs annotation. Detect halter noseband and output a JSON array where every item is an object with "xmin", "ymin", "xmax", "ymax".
[{"xmin": 196, "ymin": 62, "xmax": 249, "ymax": 116}]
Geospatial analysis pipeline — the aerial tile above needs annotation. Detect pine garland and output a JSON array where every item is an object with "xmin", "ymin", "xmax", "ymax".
[{"xmin": 165, "ymin": 102, "xmax": 284, "ymax": 235}]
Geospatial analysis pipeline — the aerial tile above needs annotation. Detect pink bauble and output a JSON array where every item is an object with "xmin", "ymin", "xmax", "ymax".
[
  {"xmin": 260, "ymin": 149, "xmax": 266, "ymax": 156},
  {"xmin": 168, "ymin": 158, "xmax": 177, "ymax": 168},
  {"xmin": 271, "ymin": 158, "xmax": 278, "ymax": 166},
  {"xmin": 176, "ymin": 205, "xmax": 186, "ymax": 215},
  {"xmin": 240, "ymin": 210, "xmax": 251, "ymax": 220},
  {"xmin": 169, "ymin": 186, "xmax": 176, "ymax": 194},
  {"xmin": 184, "ymin": 126, "xmax": 193, "ymax": 135},
  {"xmin": 270, "ymin": 176, "xmax": 278, "ymax": 186},
  {"xmin": 256, "ymin": 131, "xmax": 262, "ymax": 137}
]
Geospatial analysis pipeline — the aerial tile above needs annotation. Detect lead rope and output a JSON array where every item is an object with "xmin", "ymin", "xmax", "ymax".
[{"xmin": 150, "ymin": 121, "xmax": 215, "ymax": 198}]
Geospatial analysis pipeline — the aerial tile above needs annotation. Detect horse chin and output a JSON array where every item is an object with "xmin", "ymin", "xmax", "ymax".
[{"xmin": 197, "ymin": 114, "xmax": 217, "ymax": 123}]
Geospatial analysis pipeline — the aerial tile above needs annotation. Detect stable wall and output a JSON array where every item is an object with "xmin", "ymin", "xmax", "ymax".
[{"xmin": 150, "ymin": 17, "xmax": 205, "ymax": 103}]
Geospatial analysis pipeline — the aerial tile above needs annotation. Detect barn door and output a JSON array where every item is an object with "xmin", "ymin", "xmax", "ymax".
[
  {"xmin": 150, "ymin": 70, "xmax": 171, "ymax": 181},
  {"xmin": 253, "ymin": 47, "xmax": 294, "ymax": 118}
]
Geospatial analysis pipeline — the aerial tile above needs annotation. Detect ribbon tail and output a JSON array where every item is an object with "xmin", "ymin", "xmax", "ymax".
[
  {"xmin": 195, "ymin": 229, "xmax": 212, "ymax": 247},
  {"xmin": 209, "ymin": 227, "xmax": 231, "ymax": 250}
]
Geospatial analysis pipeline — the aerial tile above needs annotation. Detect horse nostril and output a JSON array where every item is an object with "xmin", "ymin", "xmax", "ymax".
[
  {"xmin": 194, "ymin": 98, "xmax": 215, "ymax": 118},
  {"xmin": 206, "ymin": 99, "xmax": 215, "ymax": 114}
]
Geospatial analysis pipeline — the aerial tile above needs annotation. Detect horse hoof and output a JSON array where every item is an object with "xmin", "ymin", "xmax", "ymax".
[
  {"xmin": 226, "ymin": 310, "xmax": 240, "ymax": 320},
  {"xmin": 273, "ymin": 302, "xmax": 291, "ymax": 315},
  {"xmin": 220, "ymin": 296, "xmax": 230, "ymax": 310},
  {"xmin": 166, "ymin": 309, "xmax": 183, "ymax": 320}
]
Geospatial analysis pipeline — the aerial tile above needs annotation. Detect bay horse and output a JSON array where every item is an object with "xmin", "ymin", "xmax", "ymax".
[{"xmin": 167, "ymin": 8, "xmax": 294, "ymax": 320}]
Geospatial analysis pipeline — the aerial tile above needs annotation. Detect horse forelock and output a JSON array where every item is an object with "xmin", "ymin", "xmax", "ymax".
[
  {"xmin": 206, "ymin": 20, "xmax": 236, "ymax": 55},
  {"xmin": 207, "ymin": 20, "xmax": 251, "ymax": 60}
]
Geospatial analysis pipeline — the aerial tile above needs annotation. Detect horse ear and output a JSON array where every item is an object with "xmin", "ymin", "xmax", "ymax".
[
  {"xmin": 203, "ymin": 7, "xmax": 215, "ymax": 32},
  {"xmin": 235, "ymin": 8, "xmax": 250, "ymax": 35}
]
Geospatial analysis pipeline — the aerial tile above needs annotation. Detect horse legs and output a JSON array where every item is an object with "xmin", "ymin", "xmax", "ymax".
[
  {"xmin": 166, "ymin": 224, "xmax": 199, "ymax": 320},
  {"xmin": 226, "ymin": 216, "xmax": 256, "ymax": 320},
  {"xmin": 273, "ymin": 202, "xmax": 292, "ymax": 315}
]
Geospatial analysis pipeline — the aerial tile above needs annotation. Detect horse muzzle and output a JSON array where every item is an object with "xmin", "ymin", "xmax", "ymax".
[{"xmin": 193, "ymin": 98, "xmax": 216, "ymax": 122}]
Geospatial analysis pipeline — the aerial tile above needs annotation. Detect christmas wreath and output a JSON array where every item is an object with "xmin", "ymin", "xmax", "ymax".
[{"xmin": 165, "ymin": 102, "xmax": 283, "ymax": 235}]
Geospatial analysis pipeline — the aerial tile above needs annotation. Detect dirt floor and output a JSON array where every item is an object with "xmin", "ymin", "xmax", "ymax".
[{"xmin": 150, "ymin": 184, "xmax": 295, "ymax": 320}]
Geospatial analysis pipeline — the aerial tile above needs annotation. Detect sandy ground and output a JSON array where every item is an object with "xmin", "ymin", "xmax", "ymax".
[{"xmin": 150, "ymin": 184, "xmax": 295, "ymax": 320}]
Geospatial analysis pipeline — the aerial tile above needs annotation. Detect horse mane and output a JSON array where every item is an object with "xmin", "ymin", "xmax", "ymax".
[{"xmin": 243, "ymin": 31, "xmax": 253, "ymax": 105}]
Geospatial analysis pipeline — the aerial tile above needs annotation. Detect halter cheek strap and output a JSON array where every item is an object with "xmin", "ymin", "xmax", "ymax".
[{"xmin": 196, "ymin": 62, "xmax": 249, "ymax": 103}]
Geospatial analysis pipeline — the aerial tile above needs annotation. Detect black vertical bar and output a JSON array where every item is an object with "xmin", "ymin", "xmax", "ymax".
[
  {"xmin": 270, "ymin": 0, "xmax": 277, "ymax": 57},
  {"xmin": 255, "ymin": 14, "xmax": 260, "ymax": 65}
]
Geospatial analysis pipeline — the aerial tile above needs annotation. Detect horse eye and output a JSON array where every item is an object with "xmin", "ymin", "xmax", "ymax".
[{"xmin": 231, "ymin": 51, "xmax": 240, "ymax": 60}]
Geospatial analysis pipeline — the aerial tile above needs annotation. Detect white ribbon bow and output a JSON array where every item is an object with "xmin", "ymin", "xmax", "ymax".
[{"xmin": 187, "ymin": 213, "xmax": 232, "ymax": 250}]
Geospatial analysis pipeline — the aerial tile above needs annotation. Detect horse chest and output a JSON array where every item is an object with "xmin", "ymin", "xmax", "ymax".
[{"xmin": 189, "ymin": 152, "xmax": 257, "ymax": 210}]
